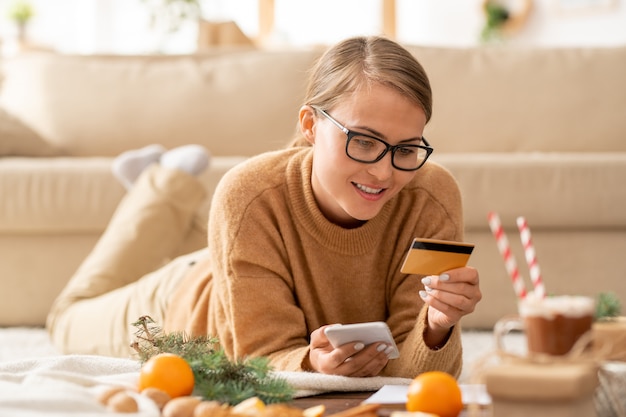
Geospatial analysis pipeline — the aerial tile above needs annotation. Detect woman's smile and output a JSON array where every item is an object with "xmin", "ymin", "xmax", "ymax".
[
  {"xmin": 354, "ymin": 181, "xmax": 384, "ymax": 194},
  {"xmin": 353, "ymin": 181, "xmax": 386, "ymax": 199}
]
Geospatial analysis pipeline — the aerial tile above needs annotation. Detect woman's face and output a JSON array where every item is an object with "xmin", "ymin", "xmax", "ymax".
[{"xmin": 301, "ymin": 82, "xmax": 427, "ymax": 228}]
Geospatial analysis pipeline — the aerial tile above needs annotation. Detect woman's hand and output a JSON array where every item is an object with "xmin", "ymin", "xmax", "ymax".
[
  {"xmin": 419, "ymin": 266, "xmax": 482, "ymax": 347},
  {"xmin": 306, "ymin": 325, "xmax": 390, "ymax": 377}
]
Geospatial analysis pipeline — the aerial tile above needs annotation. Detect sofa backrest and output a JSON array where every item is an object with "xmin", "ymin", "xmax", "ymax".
[
  {"xmin": 0, "ymin": 49, "xmax": 322, "ymax": 157},
  {"xmin": 1, "ymin": 45, "xmax": 625, "ymax": 157},
  {"xmin": 408, "ymin": 45, "xmax": 626, "ymax": 153}
]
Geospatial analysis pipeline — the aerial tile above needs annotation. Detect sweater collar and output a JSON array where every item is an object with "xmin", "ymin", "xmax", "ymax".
[{"xmin": 287, "ymin": 149, "xmax": 394, "ymax": 255}]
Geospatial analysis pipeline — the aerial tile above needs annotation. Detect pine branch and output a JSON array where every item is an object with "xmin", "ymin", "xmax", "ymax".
[{"xmin": 131, "ymin": 316, "xmax": 294, "ymax": 405}]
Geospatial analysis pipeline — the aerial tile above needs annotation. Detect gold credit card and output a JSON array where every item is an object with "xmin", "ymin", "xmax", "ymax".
[{"xmin": 400, "ymin": 238, "xmax": 475, "ymax": 276}]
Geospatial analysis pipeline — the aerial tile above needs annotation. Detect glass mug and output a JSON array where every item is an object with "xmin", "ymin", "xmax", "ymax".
[{"xmin": 495, "ymin": 295, "xmax": 595, "ymax": 356}]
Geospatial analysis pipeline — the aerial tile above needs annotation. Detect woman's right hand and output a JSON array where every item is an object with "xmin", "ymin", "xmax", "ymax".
[{"xmin": 307, "ymin": 325, "xmax": 390, "ymax": 377}]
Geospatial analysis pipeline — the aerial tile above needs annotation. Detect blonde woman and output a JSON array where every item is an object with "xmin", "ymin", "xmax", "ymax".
[{"xmin": 47, "ymin": 36, "xmax": 481, "ymax": 379}]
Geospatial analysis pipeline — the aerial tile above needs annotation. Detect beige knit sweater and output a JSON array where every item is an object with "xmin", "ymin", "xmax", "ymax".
[{"xmin": 165, "ymin": 147, "xmax": 465, "ymax": 378}]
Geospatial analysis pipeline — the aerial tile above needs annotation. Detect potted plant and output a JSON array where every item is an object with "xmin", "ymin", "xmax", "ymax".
[
  {"xmin": 142, "ymin": 0, "xmax": 202, "ymax": 34},
  {"xmin": 480, "ymin": 0, "xmax": 533, "ymax": 44},
  {"xmin": 481, "ymin": 1, "xmax": 510, "ymax": 42},
  {"xmin": 7, "ymin": 0, "xmax": 34, "ymax": 44},
  {"xmin": 141, "ymin": 0, "xmax": 202, "ymax": 52}
]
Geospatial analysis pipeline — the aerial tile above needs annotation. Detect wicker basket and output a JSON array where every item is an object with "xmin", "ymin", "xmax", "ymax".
[{"xmin": 595, "ymin": 362, "xmax": 626, "ymax": 417}]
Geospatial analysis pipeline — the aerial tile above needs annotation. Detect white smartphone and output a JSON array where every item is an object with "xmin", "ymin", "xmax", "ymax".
[{"xmin": 324, "ymin": 321, "xmax": 399, "ymax": 359}]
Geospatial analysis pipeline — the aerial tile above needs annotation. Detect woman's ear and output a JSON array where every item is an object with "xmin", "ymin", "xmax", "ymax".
[{"xmin": 299, "ymin": 106, "xmax": 317, "ymax": 145}]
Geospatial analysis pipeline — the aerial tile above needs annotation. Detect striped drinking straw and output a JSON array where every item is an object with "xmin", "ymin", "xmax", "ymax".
[
  {"xmin": 488, "ymin": 211, "xmax": 527, "ymax": 299},
  {"xmin": 516, "ymin": 216, "xmax": 546, "ymax": 299}
]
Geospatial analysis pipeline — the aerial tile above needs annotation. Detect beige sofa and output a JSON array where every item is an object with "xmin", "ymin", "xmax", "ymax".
[{"xmin": 1, "ymin": 45, "xmax": 625, "ymax": 329}]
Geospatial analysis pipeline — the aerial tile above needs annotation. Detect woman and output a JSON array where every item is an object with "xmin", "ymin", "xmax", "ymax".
[{"xmin": 47, "ymin": 36, "xmax": 481, "ymax": 379}]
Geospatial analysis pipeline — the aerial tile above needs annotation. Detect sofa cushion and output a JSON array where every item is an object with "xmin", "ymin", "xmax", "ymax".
[
  {"xmin": 0, "ymin": 155, "xmax": 247, "ymax": 327},
  {"xmin": 433, "ymin": 152, "xmax": 626, "ymax": 230},
  {"xmin": 0, "ymin": 158, "xmax": 125, "ymax": 232},
  {"xmin": 0, "ymin": 50, "xmax": 321, "ymax": 157},
  {"xmin": 0, "ymin": 107, "xmax": 62, "ymax": 157},
  {"xmin": 408, "ymin": 45, "xmax": 626, "ymax": 153},
  {"xmin": 0, "ymin": 156, "xmax": 247, "ymax": 233}
]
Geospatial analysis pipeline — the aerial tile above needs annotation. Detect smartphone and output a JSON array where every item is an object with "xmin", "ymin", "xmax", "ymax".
[{"xmin": 324, "ymin": 321, "xmax": 399, "ymax": 359}]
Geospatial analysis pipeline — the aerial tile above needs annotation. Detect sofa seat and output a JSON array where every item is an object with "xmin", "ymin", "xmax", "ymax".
[
  {"xmin": 436, "ymin": 152, "xmax": 626, "ymax": 230},
  {"xmin": 0, "ymin": 156, "xmax": 246, "ymax": 326},
  {"xmin": 2, "ymin": 152, "xmax": 624, "ymax": 327},
  {"xmin": 0, "ymin": 158, "xmax": 124, "ymax": 232}
]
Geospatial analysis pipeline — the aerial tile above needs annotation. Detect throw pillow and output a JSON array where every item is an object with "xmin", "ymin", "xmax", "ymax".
[{"xmin": 0, "ymin": 106, "xmax": 62, "ymax": 157}]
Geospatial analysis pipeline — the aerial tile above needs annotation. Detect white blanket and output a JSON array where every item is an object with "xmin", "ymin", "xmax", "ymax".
[{"xmin": 0, "ymin": 354, "xmax": 412, "ymax": 416}]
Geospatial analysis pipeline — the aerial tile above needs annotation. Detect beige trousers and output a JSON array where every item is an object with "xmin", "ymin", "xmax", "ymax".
[{"xmin": 46, "ymin": 165, "xmax": 209, "ymax": 357}]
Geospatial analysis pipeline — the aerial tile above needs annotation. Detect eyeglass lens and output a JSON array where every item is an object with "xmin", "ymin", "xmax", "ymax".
[{"xmin": 347, "ymin": 135, "xmax": 428, "ymax": 170}]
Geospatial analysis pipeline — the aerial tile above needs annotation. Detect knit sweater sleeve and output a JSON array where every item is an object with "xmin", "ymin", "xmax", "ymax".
[
  {"xmin": 384, "ymin": 305, "xmax": 463, "ymax": 378},
  {"xmin": 206, "ymin": 151, "xmax": 314, "ymax": 371}
]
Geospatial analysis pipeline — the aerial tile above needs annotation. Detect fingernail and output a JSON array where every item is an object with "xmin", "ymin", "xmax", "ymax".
[
  {"xmin": 354, "ymin": 342, "xmax": 365, "ymax": 351},
  {"xmin": 419, "ymin": 290, "xmax": 428, "ymax": 299},
  {"xmin": 377, "ymin": 344, "xmax": 387, "ymax": 352},
  {"xmin": 425, "ymin": 285, "xmax": 433, "ymax": 292},
  {"xmin": 384, "ymin": 346, "xmax": 395, "ymax": 356},
  {"xmin": 421, "ymin": 276, "xmax": 431, "ymax": 285},
  {"xmin": 440, "ymin": 274, "xmax": 450, "ymax": 281}
]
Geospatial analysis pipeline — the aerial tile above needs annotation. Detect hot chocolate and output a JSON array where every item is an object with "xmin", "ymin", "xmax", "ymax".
[
  {"xmin": 524, "ymin": 313, "xmax": 594, "ymax": 356},
  {"xmin": 496, "ymin": 294, "xmax": 595, "ymax": 356}
]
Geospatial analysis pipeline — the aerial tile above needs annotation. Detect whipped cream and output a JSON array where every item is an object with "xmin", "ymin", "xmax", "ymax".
[{"xmin": 518, "ymin": 293, "xmax": 595, "ymax": 319}]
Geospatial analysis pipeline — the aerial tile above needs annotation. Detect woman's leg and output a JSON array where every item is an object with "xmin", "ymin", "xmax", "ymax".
[
  {"xmin": 49, "ymin": 247, "xmax": 208, "ymax": 357},
  {"xmin": 47, "ymin": 147, "xmax": 209, "ymax": 356}
]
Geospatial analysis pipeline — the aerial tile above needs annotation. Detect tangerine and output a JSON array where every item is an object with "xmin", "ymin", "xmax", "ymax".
[
  {"xmin": 138, "ymin": 353, "xmax": 195, "ymax": 398},
  {"xmin": 406, "ymin": 371, "xmax": 463, "ymax": 417}
]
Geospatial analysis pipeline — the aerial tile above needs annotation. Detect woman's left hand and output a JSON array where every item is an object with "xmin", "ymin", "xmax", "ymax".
[{"xmin": 419, "ymin": 266, "xmax": 482, "ymax": 336}]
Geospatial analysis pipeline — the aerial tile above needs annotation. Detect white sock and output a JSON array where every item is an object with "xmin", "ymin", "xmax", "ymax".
[
  {"xmin": 160, "ymin": 145, "xmax": 210, "ymax": 177},
  {"xmin": 112, "ymin": 144, "xmax": 165, "ymax": 190}
]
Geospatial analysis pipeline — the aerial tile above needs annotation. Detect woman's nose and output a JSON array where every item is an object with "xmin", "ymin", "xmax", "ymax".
[{"xmin": 366, "ymin": 152, "xmax": 394, "ymax": 181}]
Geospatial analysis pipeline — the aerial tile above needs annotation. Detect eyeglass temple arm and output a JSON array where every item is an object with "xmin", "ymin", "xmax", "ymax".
[{"xmin": 311, "ymin": 105, "xmax": 350, "ymax": 135}]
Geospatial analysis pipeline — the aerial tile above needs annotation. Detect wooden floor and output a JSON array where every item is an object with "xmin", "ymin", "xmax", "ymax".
[{"xmin": 290, "ymin": 391, "xmax": 492, "ymax": 417}]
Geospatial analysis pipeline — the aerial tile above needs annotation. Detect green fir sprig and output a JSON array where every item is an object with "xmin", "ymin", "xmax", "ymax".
[
  {"xmin": 131, "ymin": 316, "xmax": 220, "ymax": 362},
  {"xmin": 131, "ymin": 316, "xmax": 295, "ymax": 405},
  {"xmin": 191, "ymin": 351, "xmax": 294, "ymax": 405},
  {"xmin": 595, "ymin": 292, "xmax": 622, "ymax": 320}
]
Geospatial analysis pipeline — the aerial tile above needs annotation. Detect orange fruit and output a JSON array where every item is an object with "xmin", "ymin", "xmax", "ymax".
[
  {"xmin": 138, "ymin": 353, "xmax": 195, "ymax": 398},
  {"xmin": 231, "ymin": 397, "xmax": 266, "ymax": 415},
  {"xmin": 406, "ymin": 371, "xmax": 463, "ymax": 417}
]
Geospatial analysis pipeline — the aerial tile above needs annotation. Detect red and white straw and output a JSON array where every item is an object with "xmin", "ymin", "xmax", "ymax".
[
  {"xmin": 488, "ymin": 212, "xmax": 527, "ymax": 299},
  {"xmin": 516, "ymin": 216, "xmax": 545, "ymax": 299}
]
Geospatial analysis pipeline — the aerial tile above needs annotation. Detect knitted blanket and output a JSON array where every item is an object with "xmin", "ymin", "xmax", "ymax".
[{"xmin": 0, "ymin": 354, "xmax": 412, "ymax": 416}]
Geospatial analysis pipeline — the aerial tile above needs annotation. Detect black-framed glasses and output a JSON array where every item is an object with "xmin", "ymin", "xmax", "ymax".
[{"xmin": 312, "ymin": 105, "xmax": 433, "ymax": 171}]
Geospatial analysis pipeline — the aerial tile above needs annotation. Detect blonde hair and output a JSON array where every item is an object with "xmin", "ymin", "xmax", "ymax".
[{"xmin": 289, "ymin": 36, "xmax": 432, "ymax": 147}]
